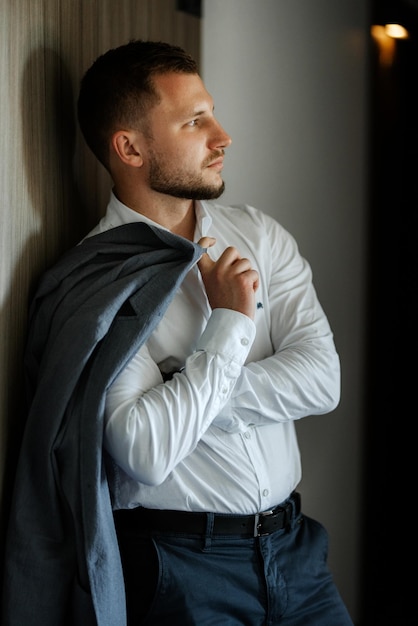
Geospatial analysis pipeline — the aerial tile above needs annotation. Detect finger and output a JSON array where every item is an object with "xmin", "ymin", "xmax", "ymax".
[
  {"xmin": 217, "ymin": 245, "xmax": 240, "ymax": 262},
  {"xmin": 197, "ymin": 236, "xmax": 216, "ymax": 251},
  {"xmin": 216, "ymin": 250, "xmax": 251, "ymax": 276},
  {"xmin": 197, "ymin": 249, "xmax": 215, "ymax": 273},
  {"xmin": 250, "ymin": 269, "xmax": 260, "ymax": 292}
]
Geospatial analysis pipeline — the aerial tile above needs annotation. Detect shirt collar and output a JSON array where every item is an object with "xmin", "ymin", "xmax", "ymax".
[{"xmin": 108, "ymin": 190, "xmax": 213, "ymax": 241}]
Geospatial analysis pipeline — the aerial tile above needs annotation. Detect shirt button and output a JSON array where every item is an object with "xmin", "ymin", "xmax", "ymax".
[
  {"xmin": 244, "ymin": 431, "xmax": 251, "ymax": 439},
  {"xmin": 221, "ymin": 386, "xmax": 228, "ymax": 394},
  {"xmin": 241, "ymin": 337, "xmax": 249, "ymax": 346},
  {"xmin": 262, "ymin": 489, "xmax": 269, "ymax": 497}
]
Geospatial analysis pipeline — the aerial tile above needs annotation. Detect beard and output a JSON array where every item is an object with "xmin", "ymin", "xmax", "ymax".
[{"xmin": 147, "ymin": 148, "xmax": 226, "ymax": 200}]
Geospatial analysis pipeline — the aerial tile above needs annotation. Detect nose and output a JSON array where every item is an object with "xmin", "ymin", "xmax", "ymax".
[{"xmin": 210, "ymin": 119, "xmax": 232, "ymax": 150}]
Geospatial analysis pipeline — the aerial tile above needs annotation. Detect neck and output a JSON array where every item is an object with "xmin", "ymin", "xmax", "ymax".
[
  {"xmin": 164, "ymin": 203, "xmax": 196, "ymax": 240},
  {"xmin": 113, "ymin": 186, "xmax": 197, "ymax": 241}
]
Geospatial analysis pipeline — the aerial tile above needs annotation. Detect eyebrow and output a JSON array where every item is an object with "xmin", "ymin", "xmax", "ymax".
[{"xmin": 188, "ymin": 105, "xmax": 215, "ymax": 118}]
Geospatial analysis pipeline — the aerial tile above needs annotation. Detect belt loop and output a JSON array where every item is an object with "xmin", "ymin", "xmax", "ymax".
[
  {"xmin": 202, "ymin": 512, "xmax": 214, "ymax": 552},
  {"xmin": 288, "ymin": 492, "xmax": 301, "ymax": 530},
  {"xmin": 253, "ymin": 513, "xmax": 261, "ymax": 537}
]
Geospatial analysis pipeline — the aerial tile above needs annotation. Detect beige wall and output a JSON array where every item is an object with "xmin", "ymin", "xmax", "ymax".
[{"xmin": 0, "ymin": 0, "xmax": 200, "ymax": 568}]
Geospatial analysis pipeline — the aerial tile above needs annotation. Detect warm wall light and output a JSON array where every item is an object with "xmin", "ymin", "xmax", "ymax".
[
  {"xmin": 384, "ymin": 23, "xmax": 409, "ymax": 39},
  {"xmin": 371, "ymin": 24, "xmax": 409, "ymax": 67},
  {"xmin": 371, "ymin": 22, "xmax": 410, "ymax": 68},
  {"xmin": 371, "ymin": 25, "xmax": 396, "ymax": 67}
]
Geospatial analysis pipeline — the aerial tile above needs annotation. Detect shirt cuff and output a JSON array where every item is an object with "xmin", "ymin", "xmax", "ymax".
[{"xmin": 196, "ymin": 308, "xmax": 256, "ymax": 364}]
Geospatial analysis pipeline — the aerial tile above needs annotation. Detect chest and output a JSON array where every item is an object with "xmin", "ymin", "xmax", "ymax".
[{"xmin": 147, "ymin": 261, "xmax": 273, "ymax": 375}]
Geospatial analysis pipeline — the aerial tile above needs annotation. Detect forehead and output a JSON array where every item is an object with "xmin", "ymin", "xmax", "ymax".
[{"xmin": 151, "ymin": 72, "xmax": 213, "ymax": 117}]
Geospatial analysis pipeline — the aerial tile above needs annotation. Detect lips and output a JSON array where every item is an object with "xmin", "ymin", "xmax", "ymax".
[
  {"xmin": 207, "ymin": 157, "xmax": 224, "ymax": 168},
  {"xmin": 204, "ymin": 149, "xmax": 225, "ymax": 170}
]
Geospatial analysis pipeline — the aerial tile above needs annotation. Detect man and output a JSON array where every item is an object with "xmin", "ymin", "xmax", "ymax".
[{"xmin": 3, "ymin": 40, "xmax": 353, "ymax": 625}]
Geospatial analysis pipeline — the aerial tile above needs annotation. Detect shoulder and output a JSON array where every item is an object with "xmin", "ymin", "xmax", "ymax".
[
  {"xmin": 202, "ymin": 200, "xmax": 295, "ymax": 248},
  {"xmin": 202, "ymin": 201, "xmax": 305, "ymax": 279}
]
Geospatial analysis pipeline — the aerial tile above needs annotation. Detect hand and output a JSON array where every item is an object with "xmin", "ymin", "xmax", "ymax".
[{"xmin": 197, "ymin": 237, "xmax": 259, "ymax": 320}]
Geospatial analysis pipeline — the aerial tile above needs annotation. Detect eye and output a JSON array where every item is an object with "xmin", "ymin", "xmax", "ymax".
[{"xmin": 187, "ymin": 119, "xmax": 199, "ymax": 127}]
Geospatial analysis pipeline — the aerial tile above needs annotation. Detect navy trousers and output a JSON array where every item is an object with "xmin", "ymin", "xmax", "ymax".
[{"xmin": 114, "ymin": 505, "xmax": 354, "ymax": 625}]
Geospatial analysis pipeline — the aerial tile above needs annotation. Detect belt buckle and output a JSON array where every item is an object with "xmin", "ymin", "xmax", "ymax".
[{"xmin": 253, "ymin": 509, "xmax": 274, "ymax": 537}]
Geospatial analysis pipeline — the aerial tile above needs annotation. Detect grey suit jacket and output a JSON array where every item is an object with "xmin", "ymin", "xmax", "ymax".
[{"xmin": 2, "ymin": 222, "xmax": 202, "ymax": 626}]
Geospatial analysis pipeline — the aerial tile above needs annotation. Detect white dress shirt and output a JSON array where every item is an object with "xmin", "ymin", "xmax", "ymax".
[{"xmin": 87, "ymin": 192, "xmax": 340, "ymax": 514}]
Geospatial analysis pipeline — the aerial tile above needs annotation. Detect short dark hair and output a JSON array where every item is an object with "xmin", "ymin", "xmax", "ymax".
[{"xmin": 77, "ymin": 40, "xmax": 199, "ymax": 169}]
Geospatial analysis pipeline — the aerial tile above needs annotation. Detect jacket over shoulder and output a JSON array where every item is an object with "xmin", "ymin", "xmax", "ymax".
[{"xmin": 2, "ymin": 222, "xmax": 202, "ymax": 626}]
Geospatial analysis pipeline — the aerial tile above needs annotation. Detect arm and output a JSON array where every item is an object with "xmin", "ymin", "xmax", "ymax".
[
  {"xmin": 104, "ymin": 241, "xmax": 258, "ymax": 485},
  {"xmin": 213, "ymin": 221, "xmax": 340, "ymax": 432}
]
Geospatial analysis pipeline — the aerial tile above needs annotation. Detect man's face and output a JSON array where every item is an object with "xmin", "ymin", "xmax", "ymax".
[{"xmin": 143, "ymin": 72, "xmax": 232, "ymax": 200}]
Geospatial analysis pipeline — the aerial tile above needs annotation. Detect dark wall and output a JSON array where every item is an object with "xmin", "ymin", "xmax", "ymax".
[{"xmin": 362, "ymin": 1, "xmax": 417, "ymax": 624}]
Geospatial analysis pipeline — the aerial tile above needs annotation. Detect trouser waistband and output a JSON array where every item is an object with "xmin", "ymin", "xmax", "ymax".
[{"xmin": 113, "ymin": 492, "xmax": 301, "ymax": 538}]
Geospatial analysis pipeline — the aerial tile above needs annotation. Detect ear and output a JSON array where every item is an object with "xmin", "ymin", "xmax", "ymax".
[{"xmin": 111, "ymin": 130, "xmax": 144, "ymax": 167}]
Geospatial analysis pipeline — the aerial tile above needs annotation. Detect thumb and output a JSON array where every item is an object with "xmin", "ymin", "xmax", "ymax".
[{"xmin": 197, "ymin": 236, "xmax": 216, "ymax": 251}]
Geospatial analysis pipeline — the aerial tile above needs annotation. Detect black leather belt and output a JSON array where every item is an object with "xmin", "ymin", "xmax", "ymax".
[{"xmin": 114, "ymin": 492, "xmax": 301, "ymax": 538}]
